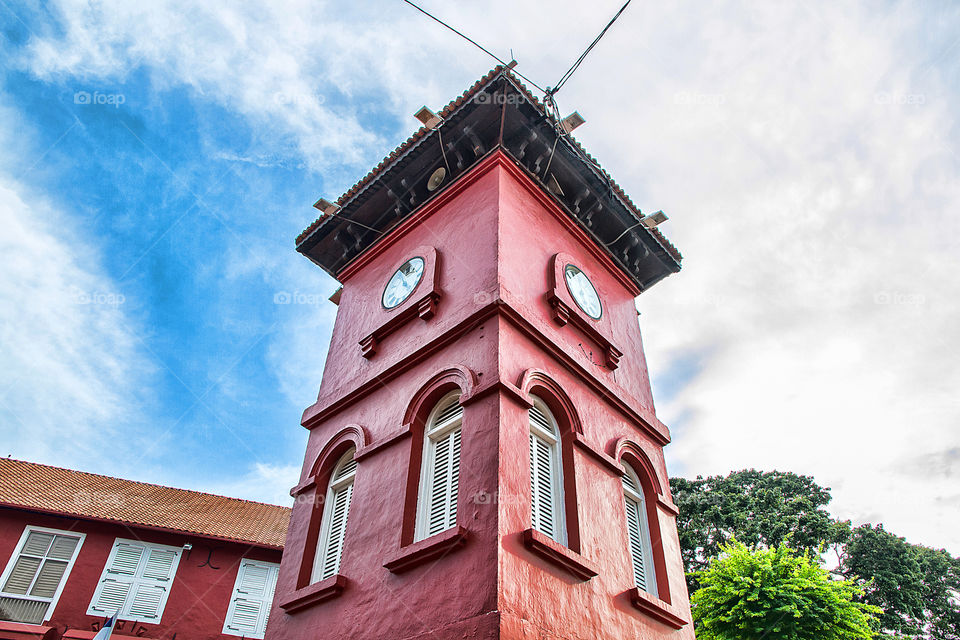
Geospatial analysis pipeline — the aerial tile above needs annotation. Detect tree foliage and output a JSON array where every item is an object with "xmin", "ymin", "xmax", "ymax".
[
  {"xmin": 672, "ymin": 470, "xmax": 960, "ymax": 640},
  {"xmin": 841, "ymin": 524, "xmax": 960, "ymax": 639},
  {"xmin": 691, "ymin": 542, "xmax": 879, "ymax": 640},
  {"xmin": 670, "ymin": 469, "xmax": 850, "ymax": 590}
]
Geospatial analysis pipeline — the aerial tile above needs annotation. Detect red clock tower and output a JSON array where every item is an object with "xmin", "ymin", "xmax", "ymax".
[{"xmin": 268, "ymin": 67, "xmax": 694, "ymax": 640}]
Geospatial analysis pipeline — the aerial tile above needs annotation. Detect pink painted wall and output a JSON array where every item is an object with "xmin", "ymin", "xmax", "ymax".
[
  {"xmin": 494, "ymin": 161, "xmax": 657, "ymax": 412},
  {"xmin": 0, "ymin": 508, "xmax": 280, "ymax": 640},
  {"xmin": 277, "ymin": 158, "xmax": 505, "ymax": 639},
  {"xmin": 493, "ymin": 159, "xmax": 693, "ymax": 639},
  {"xmin": 304, "ymin": 163, "xmax": 502, "ymax": 420},
  {"xmin": 271, "ymin": 152, "xmax": 692, "ymax": 639}
]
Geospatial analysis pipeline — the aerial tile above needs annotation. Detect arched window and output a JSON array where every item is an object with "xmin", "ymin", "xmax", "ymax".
[
  {"xmin": 622, "ymin": 463, "xmax": 658, "ymax": 597},
  {"xmin": 529, "ymin": 398, "xmax": 566, "ymax": 545},
  {"xmin": 415, "ymin": 392, "xmax": 463, "ymax": 541},
  {"xmin": 311, "ymin": 448, "xmax": 356, "ymax": 583}
]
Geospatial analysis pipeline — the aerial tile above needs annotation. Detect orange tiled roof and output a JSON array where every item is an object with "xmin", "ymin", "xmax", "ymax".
[
  {"xmin": 296, "ymin": 66, "xmax": 682, "ymax": 263},
  {"xmin": 0, "ymin": 458, "xmax": 290, "ymax": 549}
]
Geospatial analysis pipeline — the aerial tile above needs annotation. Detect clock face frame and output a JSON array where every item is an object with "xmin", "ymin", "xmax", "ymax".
[
  {"xmin": 382, "ymin": 256, "xmax": 426, "ymax": 309},
  {"xmin": 564, "ymin": 264, "xmax": 602, "ymax": 320}
]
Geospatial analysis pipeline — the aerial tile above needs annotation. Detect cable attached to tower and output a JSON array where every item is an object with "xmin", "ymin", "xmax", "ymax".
[
  {"xmin": 548, "ymin": 0, "xmax": 632, "ymax": 99},
  {"xmin": 400, "ymin": 0, "xmax": 547, "ymax": 94}
]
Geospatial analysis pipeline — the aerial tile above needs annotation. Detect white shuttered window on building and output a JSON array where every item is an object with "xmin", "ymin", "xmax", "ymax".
[
  {"xmin": 222, "ymin": 559, "xmax": 279, "ymax": 639},
  {"xmin": 86, "ymin": 539, "xmax": 182, "ymax": 622},
  {"xmin": 529, "ymin": 398, "xmax": 566, "ymax": 545},
  {"xmin": 0, "ymin": 526, "xmax": 85, "ymax": 624},
  {"xmin": 622, "ymin": 464, "xmax": 658, "ymax": 597},
  {"xmin": 311, "ymin": 449, "xmax": 357, "ymax": 583},
  {"xmin": 415, "ymin": 392, "xmax": 463, "ymax": 541}
]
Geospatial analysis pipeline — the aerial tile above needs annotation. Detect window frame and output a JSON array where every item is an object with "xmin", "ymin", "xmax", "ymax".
[
  {"xmin": 622, "ymin": 463, "xmax": 658, "ymax": 597},
  {"xmin": 310, "ymin": 448, "xmax": 357, "ymax": 583},
  {"xmin": 414, "ymin": 391, "xmax": 464, "ymax": 542},
  {"xmin": 222, "ymin": 558, "xmax": 280, "ymax": 639},
  {"xmin": 0, "ymin": 525, "xmax": 86, "ymax": 623},
  {"xmin": 85, "ymin": 538, "xmax": 183, "ymax": 623},
  {"xmin": 528, "ymin": 396, "xmax": 567, "ymax": 546}
]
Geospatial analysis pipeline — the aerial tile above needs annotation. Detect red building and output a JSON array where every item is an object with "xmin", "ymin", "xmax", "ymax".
[
  {"xmin": 270, "ymin": 67, "xmax": 694, "ymax": 639},
  {"xmin": 0, "ymin": 458, "xmax": 289, "ymax": 640}
]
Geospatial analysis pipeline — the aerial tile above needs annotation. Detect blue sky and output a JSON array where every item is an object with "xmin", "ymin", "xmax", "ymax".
[{"xmin": 1, "ymin": 1, "xmax": 958, "ymax": 553}]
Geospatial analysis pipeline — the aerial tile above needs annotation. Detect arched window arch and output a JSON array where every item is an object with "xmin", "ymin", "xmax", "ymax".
[
  {"xmin": 529, "ymin": 396, "xmax": 566, "ymax": 545},
  {"xmin": 415, "ymin": 391, "xmax": 463, "ymax": 541},
  {"xmin": 622, "ymin": 462, "xmax": 658, "ymax": 597},
  {"xmin": 311, "ymin": 448, "xmax": 356, "ymax": 583}
]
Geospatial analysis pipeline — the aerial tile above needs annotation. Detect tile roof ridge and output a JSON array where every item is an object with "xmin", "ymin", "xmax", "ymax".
[
  {"xmin": 293, "ymin": 64, "xmax": 682, "ymax": 266},
  {"xmin": 0, "ymin": 457, "xmax": 290, "ymax": 511},
  {"xmin": 296, "ymin": 65, "xmax": 508, "ymax": 246}
]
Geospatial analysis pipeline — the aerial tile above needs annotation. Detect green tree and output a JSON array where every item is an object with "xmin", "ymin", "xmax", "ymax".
[
  {"xmin": 841, "ymin": 524, "xmax": 925, "ymax": 636},
  {"xmin": 914, "ymin": 544, "xmax": 960, "ymax": 640},
  {"xmin": 692, "ymin": 542, "xmax": 879, "ymax": 640},
  {"xmin": 671, "ymin": 470, "xmax": 850, "ymax": 589},
  {"xmin": 841, "ymin": 524, "xmax": 960, "ymax": 639}
]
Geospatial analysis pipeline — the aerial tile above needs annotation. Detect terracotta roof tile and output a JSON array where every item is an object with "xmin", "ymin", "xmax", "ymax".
[{"xmin": 0, "ymin": 458, "xmax": 290, "ymax": 549}]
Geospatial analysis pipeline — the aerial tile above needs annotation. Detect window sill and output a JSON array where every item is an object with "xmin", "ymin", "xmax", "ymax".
[
  {"xmin": 656, "ymin": 494, "xmax": 680, "ymax": 516},
  {"xmin": 62, "ymin": 631, "xmax": 144, "ymax": 640},
  {"xmin": 521, "ymin": 528, "xmax": 598, "ymax": 581},
  {"xmin": 384, "ymin": 525, "xmax": 468, "ymax": 574},
  {"xmin": 628, "ymin": 587, "xmax": 689, "ymax": 629},
  {"xmin": 277, "ymin": 574, "xmax": 347, "ymax": 614},
  {"xmin": 0, "ymin": 621, "xmax": 57, "ymax": 640}
]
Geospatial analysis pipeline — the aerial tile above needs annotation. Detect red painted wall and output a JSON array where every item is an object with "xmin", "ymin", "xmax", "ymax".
[
  {"xmin": 271, "ymin": 151, "xmax": 693, "ymax": 639},
  {"xmin": 493, "ymin": 161, "xmax": 693, "ymax": 637},
  {"xmin": 0, "ymin": 507, "xmax": 281, "ymax": 640},
  {"xmin": 277, "ymin": 161, "xmax": 504, "ymax": 639}
]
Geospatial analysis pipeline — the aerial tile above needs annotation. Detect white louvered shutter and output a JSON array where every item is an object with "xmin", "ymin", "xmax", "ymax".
[
  {"xmin": 529, "ymin": 402, "xmax": 565, "ymax": 545},
  {"xmin": 433, "ymin": 398, "xmax": 464, "ymax": 431},
  {"xmin": 262, "ymin": 562, "xmax": 277, "ymax": 631},
  {"xmin": 30, "ymin": 561, "xmax": 68, "ymax": 599},
  {"xmin": 0, "ymin": 528, "xmax": 83, "ymax": 623},
  {"xmin": 223, "ymin": 560, "xmax": 279, "ymax": 639},
  {"xmin": 313, "ymin": 450, "xmax": 357, "ymax": 583},
  {"xmin": 529, "ymin": 432, "xmax": 555, "ymax": 539},
  {"xmin": 126, "ymin": 583, "xmax": 164, "ymax": 620},
  {"xmin": 127, "ymin": 547, "xmax": 178, "ymax": 620},
  {"xmin": 90, "ymin": 580, "xmax": 132, "ymax": 617},
  {"xmin": 416, "ymin": 396, "xmax": 463, "ymax": 541},
  {"xmin": 87, "ymin": 540, "xmax": 181, "ymax": 622},
  {"xmin": 319, "ymin": 483, "xmax": 353, "ymax": 579},
  {"xmin": 622, "ymin": 469, "xmax": 658, "ymax": 596}
]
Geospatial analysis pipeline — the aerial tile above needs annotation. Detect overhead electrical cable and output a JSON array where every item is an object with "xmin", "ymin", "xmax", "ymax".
[
  {"xmin": 548, "ymin": 0, "xmax": 632, "ymax": 97},
  {"xmin": 401, "ymin": 0, "xmax": 547, "ymax": 94},
  {"xmin": 400, "ymin": 0, "xmax": 647, "ymax": 232}
]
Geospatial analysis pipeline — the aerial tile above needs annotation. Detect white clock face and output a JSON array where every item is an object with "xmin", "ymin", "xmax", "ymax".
[
  {"xmin": 564, "ymin": 264, "xmax": 602, "ymax": 319},
  {"xmin": 382, "ymin": 257, "xmax": 425, "ymax": 309}
]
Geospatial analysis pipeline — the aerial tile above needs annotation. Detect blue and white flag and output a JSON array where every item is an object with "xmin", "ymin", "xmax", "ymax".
[{"xmin": 92, "ymin": 613, "xmax": 118, "ymax": 640}]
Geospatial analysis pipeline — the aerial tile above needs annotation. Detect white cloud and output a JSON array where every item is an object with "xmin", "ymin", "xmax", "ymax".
[
  {"xmin": 0, "ymin": 174, "xmax": 155, "ymax": 464},
  {"xmin": 209, "ymin": 461, "xmax": 299, "ymax": 507},
  {"xmin": 13, "ymin": 0, "xmax": 960, "ymax": 553},
  {"xmin": 17, "ymin": 0, "xmax": 478, "ymax": 177},
  {"xmin": 580, "ymin": 3, "xmax": 960, "ymax": 552}
]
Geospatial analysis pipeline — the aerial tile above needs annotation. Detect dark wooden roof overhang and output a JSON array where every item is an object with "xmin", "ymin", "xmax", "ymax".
[{"xmin": 296, "ymin": 69, "xmax": 681, "ymax": 293}]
